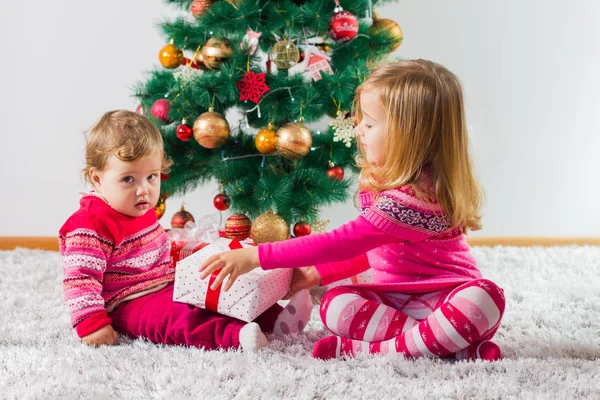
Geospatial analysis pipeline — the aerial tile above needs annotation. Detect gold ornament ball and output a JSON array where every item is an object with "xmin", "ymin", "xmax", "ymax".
[
  {"xmin": 201, "ymin": 37, "xmax": 232, "ymax": 70},
  {"xmin": 154, "ymin": 196, "xmax": 166, "ymax": 220},
  {"xmin": 251, "ymin": 211, "xmax": 289, "ymax": 244},
  {"xmin": 159, "ymin": 43, "xmax": 184, "ymax": 69},
  {"xmin": 270, "ymin": 41, "xmax": 300, "ymax": 69},
  {"xmin": 193, "ymin": 110, "xmax": 230, "ymax": 148},
  {"xmin": 255, "ymin": 124, "xmax": 278, "ymax": 154},
  {"xmin": 225, "ymin": 214, "xmax": 252, "ymax": 240},
  {"xmin": 275, "ymin": 122, "xmax": 312, "ymax": 160},
  {"xmin": 370, "ymin": 18, "xmax": 403, "ymax": 52},
  {"xmin": 192, "ymin": 52, "xmax": 209, "ymax": 70}
]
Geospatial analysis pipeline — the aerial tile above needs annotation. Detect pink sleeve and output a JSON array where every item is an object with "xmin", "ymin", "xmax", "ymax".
[
  {"xmin": 258, "ymin": 216, "xmax": 397, "ymax": 270},
  {"xmin": 315, "ymin": 253, "xmax": 370, "ymax": 286},
  {"xmin": 59, "ymin": 220, "xmax": 113, "ymax": 336}
]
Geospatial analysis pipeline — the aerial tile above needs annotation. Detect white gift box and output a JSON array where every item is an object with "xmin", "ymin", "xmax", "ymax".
[{"xmin": 173, "ymin": 237, "xmax": 292, "ymax": 322}]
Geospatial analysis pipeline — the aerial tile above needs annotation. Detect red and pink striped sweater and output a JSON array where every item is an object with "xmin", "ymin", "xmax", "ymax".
[{"xmin": 59, "ymin": 194, "xmax": 174, "ymax": 337}]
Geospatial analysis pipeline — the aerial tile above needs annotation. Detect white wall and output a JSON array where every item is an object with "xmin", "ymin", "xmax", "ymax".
[{"xmin": 1, "ymin": 0, "xmax": 598, "ymax": 237}]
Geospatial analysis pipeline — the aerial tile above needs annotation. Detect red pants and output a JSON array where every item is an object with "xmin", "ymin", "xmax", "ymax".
[{"xmin": 110, "ymin": 282, "xmax": 282, "ymax": 350}]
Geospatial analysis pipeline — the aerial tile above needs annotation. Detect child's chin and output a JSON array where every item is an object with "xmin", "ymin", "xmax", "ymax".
[{"xmin": 116, "ymin": 207, "xmax": 146, "ymax": 218}]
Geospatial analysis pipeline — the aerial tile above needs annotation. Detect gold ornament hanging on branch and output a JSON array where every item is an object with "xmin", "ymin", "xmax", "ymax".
[
  {"xmin": 270, "ymin": 40, "xmax": 300, "ymax": 69},
  {"xmin": 193, "ymin": 108, "xmax": 230, "ymax": 148},
  {"xmin": 370, "ymin": 12, "xmax": 403, "ymax": 52},
  {"xmin": 201, "ymin": 37, "xmax": 232, "ymax": 69},
  {"xmin": 251, "ymin": 211, "xmax": 289, "ymax": 243},
  {"xmin": 275, "ymin": 122, "xmax": 312, "ymax": 160}
]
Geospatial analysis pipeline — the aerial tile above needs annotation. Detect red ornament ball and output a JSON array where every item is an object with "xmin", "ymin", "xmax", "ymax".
[
  {"xmin": 213, "ymin": 193, "xmax": 231, "ymax": 211},
  {"xmin": 329, "ymin": 9, "xmax": 359, "ymax": 43},
  {"xmin": 190, "ymin": 0, "xmax": 211, "ymax": 17},
  {"xmin": 225, "ymin": 214, "xmax": 252, "ymax": 240},
  {"xmin": 136, "ymin": 104, "xmax": 144, "ymax": 115},
  {"xmin": 327, "ymin": 166, "xmax": 344, "ymax": 181},
  {"xmin": 171, "ymin": 206, "xmax": 195, "ymax": 229},
  {"xmin": 293, "ymin": 221, "xmax": 311, "ymax": 237},
  {"xmin": 151, "ymin": 99, "xmax": 170, "ymax": 122},
  {"xmin": 176, "ymin": 124, "xmax": 193, "ymax": 141}
]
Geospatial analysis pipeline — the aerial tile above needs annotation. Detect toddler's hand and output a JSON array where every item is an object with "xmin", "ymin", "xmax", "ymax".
[
  {"xmin": 82, "ymin": 325, "xmax": 118, "ymax": 347},
  {"xmin": 283, "ymin": 266, "xmax": 322, "ymax": 300},
  {"xmin": 199, "ymin": 247, "xmax": 260, "ymax": 292}
]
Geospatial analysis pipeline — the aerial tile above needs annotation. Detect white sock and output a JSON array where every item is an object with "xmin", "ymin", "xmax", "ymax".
[
  {"xmin": 238, "ymin": 322, "xmax": 268, "ymax": 352},
  {"xmin": 272, "ymin": 289, "xmax": 313, "ymax": 336}
]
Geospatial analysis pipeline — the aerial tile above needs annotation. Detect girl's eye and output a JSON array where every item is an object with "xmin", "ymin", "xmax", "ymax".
[
  {"xmin": 147, "ymin": 174, "xmax": 157, "ymax": 181},
  {"xmin": 365, "ymin": 124, "xmax": 373, "ymax": 129},
  {"xmin": 122, "ymin": 176, "xmax": 133, "ymax": 183}
]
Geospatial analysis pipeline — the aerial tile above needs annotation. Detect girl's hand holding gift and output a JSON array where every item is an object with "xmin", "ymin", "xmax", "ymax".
[
  {"xmin": 283, "ymin": 266, "xmax": 321, "ymax": 300},
  {"xmin": 199, "ymin": 247, "xmax": 261, "ymax": 292}
]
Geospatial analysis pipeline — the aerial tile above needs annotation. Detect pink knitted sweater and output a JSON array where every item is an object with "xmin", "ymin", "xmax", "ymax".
[
  {"xmin": 59, "ymin": 194, "xmax": 174, "ymax": 337},
  {"xmin": 259, "ymin": 184, "xmax": 482, "ymax": 293}
]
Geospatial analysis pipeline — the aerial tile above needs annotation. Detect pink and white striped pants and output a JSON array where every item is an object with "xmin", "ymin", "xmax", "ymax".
[{"xmin": 319, "ymin": 279, "xmax": 505, "ymax": 358}]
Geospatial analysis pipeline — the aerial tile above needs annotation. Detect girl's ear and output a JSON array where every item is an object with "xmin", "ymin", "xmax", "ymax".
[{"xmin": 89, "ymin": 168, "xmax": 102, "ymax": 190}]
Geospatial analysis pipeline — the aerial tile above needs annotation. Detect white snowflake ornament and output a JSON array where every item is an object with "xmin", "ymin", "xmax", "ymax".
[
  {"xmin": 173, "ymin": 66, "xmax": 203, "ymax": 84},
  {"xmin": 330, "ymin": 110, "xmax": 355, "ymax": 147}
]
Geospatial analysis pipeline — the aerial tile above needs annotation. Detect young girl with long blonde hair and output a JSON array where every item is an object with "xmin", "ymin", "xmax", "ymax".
[{"xmin": 200, "ymin": 60, "xmax": 506, "ymax": 361}]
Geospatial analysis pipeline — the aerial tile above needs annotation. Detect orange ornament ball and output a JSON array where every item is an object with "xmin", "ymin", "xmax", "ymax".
[
  {"xmin": 159, "ymin": 43, "xmax": 184, "ymax": 69},
  {"xmin": 255, "ymin": 124, "xmax": 278, "ymax": 154}
]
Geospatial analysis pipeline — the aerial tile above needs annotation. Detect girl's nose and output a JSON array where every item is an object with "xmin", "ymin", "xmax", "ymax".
[{"xmin": 137, "ymin": 186, "xmax": 149, "ymax": 196}]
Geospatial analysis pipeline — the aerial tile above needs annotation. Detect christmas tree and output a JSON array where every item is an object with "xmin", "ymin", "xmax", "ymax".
[{"xmin": 135, "ymin": 0, "xmax": 402, "ymax": 241}]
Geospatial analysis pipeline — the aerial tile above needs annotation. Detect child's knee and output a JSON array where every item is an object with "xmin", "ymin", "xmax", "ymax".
[
  {"xmin": 319, "ymin": 285, "xmax": 358, "ymax": 319},
  {"xmin": 470, "ymin": 279, "xmax": 506, "ymax": 315}
]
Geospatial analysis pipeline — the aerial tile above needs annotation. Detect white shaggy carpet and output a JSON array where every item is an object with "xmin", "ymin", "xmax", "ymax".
[{"xmin": 1, "ymin": 246, "xmax": 599, "ymax": 400}]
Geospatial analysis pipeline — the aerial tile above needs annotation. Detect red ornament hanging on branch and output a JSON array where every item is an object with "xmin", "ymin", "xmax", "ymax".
[
  {"xmin": 225, "ymin": 214, "xmax": 252, "ymax": 240},
  {"xmin": 293, "ymin": 221, "xmax": 311, "ymax": 237},
  {"xmin": 171, "ymin": 205, "xmax": 195, "ymax": 229},
  {"xmin": 213, "ymin": 193, "xmax": 231, "ymax": 211},
  {"xmin": 329, "ymin": 1, "xmax": 359, "ymax": 43},
  {"xmin": 190, "ymin": 0, "xmax": 212, "ymax": 17},
  {"xmin": 176, "ymin": 120, "xmax": 193, "ymax": 142},
  {"xmin": 236, "ymin": 71, "xmax": 270, "ymax": 103},
  {"xmin": 327, "ymin": 165, "xmax": 344, "ymax": 181}
]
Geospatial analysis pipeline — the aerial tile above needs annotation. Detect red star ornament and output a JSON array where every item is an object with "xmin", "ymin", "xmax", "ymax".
[{"xmin": 236, "ymin": 71, "xmax": 270, "ymax": 103}]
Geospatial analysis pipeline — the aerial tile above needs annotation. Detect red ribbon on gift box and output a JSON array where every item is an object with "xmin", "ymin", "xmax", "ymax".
[{"xmin": 205, "ymin": 239, "xmax": 243, "ymax": 312}]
